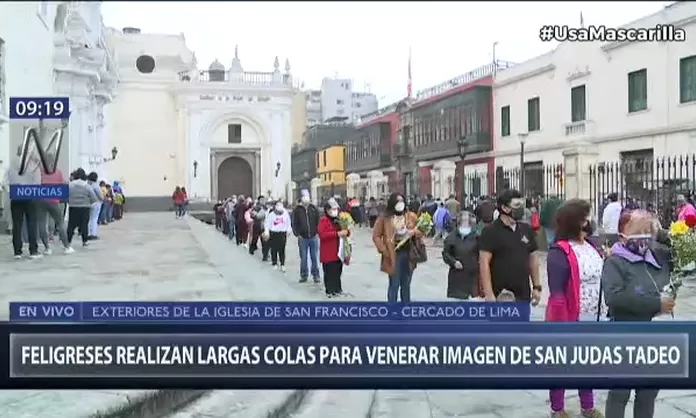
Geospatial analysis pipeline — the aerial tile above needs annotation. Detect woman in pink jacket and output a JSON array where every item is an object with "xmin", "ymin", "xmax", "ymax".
[{"xmin": 545, "ymin": 199, "xmax": 605, "ymax": 418}]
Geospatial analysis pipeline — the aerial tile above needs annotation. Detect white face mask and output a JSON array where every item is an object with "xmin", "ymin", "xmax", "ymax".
[
  {"xmin": 395, "ymin": 202, "xmax": 405, "ymax": 212},
  {"xmin": 275, "ymin": 204, "xmax": 284, "ymax": 211},
  {"xmin": 328, "ymin": 209, "xmax": 338, "ymax": 217},
  {"xmin": 301, "ymin": 196, "xmax": 310, "ymax": 203}
]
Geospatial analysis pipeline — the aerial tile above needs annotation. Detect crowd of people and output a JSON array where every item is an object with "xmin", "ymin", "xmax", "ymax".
[
  {"xmin": 197, "ymin": 186, "xmax": 688, "ymax": 418},
  {"xmin": 2, "ymin": 150, "xmax": 126, "ymax": 259}
]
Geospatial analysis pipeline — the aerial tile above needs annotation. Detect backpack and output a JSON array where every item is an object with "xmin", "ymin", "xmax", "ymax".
[{"xmin": 530, "ymin": 212, "xmax": 541, "ymax": 230}]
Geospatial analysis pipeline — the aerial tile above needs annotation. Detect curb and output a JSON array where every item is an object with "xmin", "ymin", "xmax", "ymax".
[{"xmin": 89, "ymin": 390, "xmax": 209, "ymax": 418}]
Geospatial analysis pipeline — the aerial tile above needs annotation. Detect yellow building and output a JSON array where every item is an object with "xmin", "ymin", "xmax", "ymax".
[{"xmin": 316, "ymin": 145, "xmax": 346, "ymax": 185}]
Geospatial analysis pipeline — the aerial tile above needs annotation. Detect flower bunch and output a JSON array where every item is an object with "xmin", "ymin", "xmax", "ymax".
[
  {"xmin": 669, "ymin": 216, "xmax": 696, "ymax": 273},
  {"xmin": 337, "ymin": 211, "xmax": 355, "ymax": 230},
  {"xmin": 394, "ymin": 212, "xmax": 434, "ymax": 251}
]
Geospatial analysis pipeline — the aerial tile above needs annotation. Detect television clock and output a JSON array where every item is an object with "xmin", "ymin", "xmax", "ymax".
[{"xmin": 9, "ymin": 97, "xmax": 70, "ymax": 120}]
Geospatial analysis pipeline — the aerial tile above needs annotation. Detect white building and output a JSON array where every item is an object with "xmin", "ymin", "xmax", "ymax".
[
  {"xmin": 304, "ymin": 78, "xmax": 379, "ymax": 126},
  {"xmin": 493, "ymin": 2, "xmax": 696, "ymax": 172},
  {"xmin": 0, "ymin": 2, "xmax": 118, "ymax": 229},
  {"xmin": 106, "ymin": 29, "xmax": 295, "ymax": 209}
]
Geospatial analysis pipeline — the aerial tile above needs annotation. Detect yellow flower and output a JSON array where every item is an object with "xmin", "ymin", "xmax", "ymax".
[{"xmin": 670, "ymin": 220, "xmax": 689, "ymax": 236}]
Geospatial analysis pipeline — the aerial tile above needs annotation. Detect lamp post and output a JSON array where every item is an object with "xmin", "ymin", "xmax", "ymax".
[
  {"xmin": 457, "ymin": 135, "xmax": 469, "ymax": 200},
  {"xmin": 518, "ymin": 133, "xmax": 528, "ymax": 195},
  {"xmin": 193, "ymin": 160, "xmax": 198, "ymax": 178}
]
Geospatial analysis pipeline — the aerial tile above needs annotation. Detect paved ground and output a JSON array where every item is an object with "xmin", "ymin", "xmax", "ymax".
[{"xmin": 2, "ymin": 214, "xmax": 696, "ymax": 417}]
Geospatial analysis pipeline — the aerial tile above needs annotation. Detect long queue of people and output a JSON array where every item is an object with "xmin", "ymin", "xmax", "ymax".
[{"xmin": 3, "ymin": 154, "xmax": 125, "ymax": 259}]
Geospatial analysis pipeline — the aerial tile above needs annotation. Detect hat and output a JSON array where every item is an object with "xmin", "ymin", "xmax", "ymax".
[{"xmin": 301, "ymin": 189, "xmax": 310, "ymax": 198}]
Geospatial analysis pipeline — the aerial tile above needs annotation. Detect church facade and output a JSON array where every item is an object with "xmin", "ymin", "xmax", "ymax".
[{"xmin": 106, "ymin": 28, "xmax": 295, "ymax": 209}]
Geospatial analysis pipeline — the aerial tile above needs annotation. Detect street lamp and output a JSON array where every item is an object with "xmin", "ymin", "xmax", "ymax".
[
  {"xmin": 275, "ymin": 161, "xmax": 281, "ymax": 178},
  {"xmin": 193, "ymin": 160, "xmax": 198, "ymax": 178},
  {"xmin": 457, "ymin": 136, "xmax": 469, "ymax": 199},
  {"xmin": 518, "ymin": 133, "xmax": 528, "ymax": 195}
]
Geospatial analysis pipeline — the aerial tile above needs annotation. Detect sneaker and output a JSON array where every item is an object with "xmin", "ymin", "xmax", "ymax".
[
  {"xmin": 551, "ymin": 411, "xmax": 570, "ymax": 418},
  {"xmin": 14, "ymin": 255, "xmax": 22, "ymax": 260},
  {"xmin": 326, "ymin": 293, "xmax": 336, "ymax": 298},
  {"xmin": 279, "ymin": 265, "xmax": 286, "ymax": 273},
  {"xmin": 312, "ymin": 276, "xmax": 321, "ymax": 284},
  {"xmin": 82, "ymin": 242, "xmax": 89, "ymax": 247},
  {"xmin": 581, "ymin": 409, "xmax": 604, "ymax": 418},
  {"xmin": 63, "ymin": 247, "xmax": 75, "ymax": 254},
  {"xmin": 272, "ymin": 264, "xmax": 278, "ymax": 270},
  {"xmin": 43, "ymin": 248, "xmax": 52, "ymax": 255},
  {"xmin": 299, "ymin": 277, "xmax": 308, "ymax": 283},
  {"xmin": 28, "ymin": 253, "xmax": 43, "ymax": 260}
]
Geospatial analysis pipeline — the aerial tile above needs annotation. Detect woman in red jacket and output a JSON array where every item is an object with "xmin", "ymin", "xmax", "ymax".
[
  {"xmin": 172, "ymin": 186, "xmax": 186, "ymax": 219},
  {"xmin": 318, "ymin": 199, "xmax": 350, "ymax": 298}
]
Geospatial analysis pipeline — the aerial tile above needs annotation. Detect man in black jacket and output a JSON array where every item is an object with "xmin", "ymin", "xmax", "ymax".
[{"xmin": 292, "ymin": 190, "xmax": 321, "ymax": 283}]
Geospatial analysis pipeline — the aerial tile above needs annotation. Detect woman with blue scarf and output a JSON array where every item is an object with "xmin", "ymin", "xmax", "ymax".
[{"xmin": 442, "ymin": 211, "xmax": 479, "ymax": 299}]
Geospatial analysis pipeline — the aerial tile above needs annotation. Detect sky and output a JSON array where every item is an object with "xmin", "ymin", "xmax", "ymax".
[{"xmin": 102, "ymin": 1, "xmax": 672, "ymax": 106}]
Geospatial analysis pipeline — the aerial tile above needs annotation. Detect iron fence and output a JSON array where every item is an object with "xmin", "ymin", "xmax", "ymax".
[
  {"xmin": 388, "ymin": 177, "xmax": 431, "ymax": 198},
  {"xmin": 589, "ymin": 155, "xmax": 696, "ymax": 227},
  {"xmin": 317, "ymin": 183, "xmax": 347, "ymax": 201},
  {"xmin": 491, "ymin": 163, "xmax": 565, "ymax": 199}
]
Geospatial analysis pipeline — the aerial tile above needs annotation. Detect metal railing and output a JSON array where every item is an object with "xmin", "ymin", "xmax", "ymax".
[
  {"xmin": 179, "ymin": 70, "xmax": 291, "ymax": 86},
  {"xmin": 415, "ymin": 60, "xmax": 516, "ymax": 101}
]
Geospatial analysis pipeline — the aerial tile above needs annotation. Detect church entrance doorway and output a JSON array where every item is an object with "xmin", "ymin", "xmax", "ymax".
[{"xmin": 217, "ymin": 156, "xmax": 253, "ymax": 199}]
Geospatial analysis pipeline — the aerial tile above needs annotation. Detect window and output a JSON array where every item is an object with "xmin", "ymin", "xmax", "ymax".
[
  {"xmin": 336, "ymin": 99, "xmax": 344, "ymax": 105},
  {"xmin": 500, "ymin": 105, "xmax": 510, "ymax": 137},
  {"xmin": 315, "ymin": 154, "xmax": 319, "ymax": 168},
  {"xmin": 527, "ymin": 97, "xmax": 540, "ymax": 132},
  {"xmin": 571, "ymin": 85, "xmax": 586, "ymax": 122},
  {"xmin": 679, "ymin": 55, "xmax": 696, "ymax": 104},
  {"xmin": 345, "ymin": 82, "xmax": 350, "ymax": 90},
  {"xmin": 136, "ymin": 55, "xmax": 156, "ymax": 74},
  {"xmin": 628, "ymin": 69, "xmax": 648, "ymax": 112},
  {"xmin": 322, "ymin": 150, "xmax": 327, "ymax": 166},
  {"xmin": 227, "ymin": 124, "xmax": 242, "ymax": 144},
  {"xmin": 354, "ymin": 102, "xmax": 361, "ymax": 108}
]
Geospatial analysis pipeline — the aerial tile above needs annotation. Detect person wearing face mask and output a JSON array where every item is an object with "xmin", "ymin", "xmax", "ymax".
[
  {"xmin": 372, "ymin": 192, "xmax": 422, "ymax": 302},
  {"xmin": 442, "ymin": 212, "xmax": 479, "ymax": 300},
  {"xmin": 291, "ymin": 190, "xmax": 321, "ymax": 284},
  {"xmin": 318, "ymin": 199, "xmax": 350, "ymax": 297},
  {"xmin": 601, "ymin": 210, "xmax": 672, "ymax": 418},
  {"xmin": 545, "ymin": 199, "xmax": 606, "ymax": 418},
  {"xmin": 225, "ymin": 196, "xmax": 237, "ymax": 240},
  {"xmin": 233, "ymin": 195, "xmax": 249, "ymax": 246},
  {"xmin": 479, "ymin": 189, "xmax": 542, "ymax": 304},
  {"xmin": 264, "ymin": 200, "xmax": 292, "ymax": 271}
]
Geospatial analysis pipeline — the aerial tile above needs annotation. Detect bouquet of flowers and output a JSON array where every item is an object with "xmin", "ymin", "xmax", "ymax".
[
  {"xmin": 394, "ymin": 212, "xmax": 434, "ymax": 250},
  {"xmin": 337, "ymin": 212, "xmax": 355, "ymax": 265},
  {"xmin": 669, "ymin": 214, "xmax": 696, "ymax": 273}
]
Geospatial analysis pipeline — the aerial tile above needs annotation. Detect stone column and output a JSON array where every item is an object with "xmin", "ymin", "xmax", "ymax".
[
  {"xmin": 346, "ymin": 173, "xmax": 360, "ymax": 199},
  {"xmin": 562, "ymin": 145, "xmax": 599, "ymax": 200},
  {"xmin": 367, "ymin": 170, "xmax": 382, "ymax": 198},
  {"xmin": 55, "ymin": 71, "xmax": 95, "ymax": 172},
  {"xmin": 94, "ymin": 98, "xmax": 106, "ymax": 178}
]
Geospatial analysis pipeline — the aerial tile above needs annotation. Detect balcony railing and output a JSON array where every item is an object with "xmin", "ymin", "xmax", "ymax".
[
  {"xmin": 415, "ymin": 60, "xmax": 516, "ymax": 102},
  {"xmin": 179, "ymin": 70, "xmax": 292, "ymax": 86},
  {"xmin": 564, "ymin": 120, "xmax": 593, "ymax": 137}
]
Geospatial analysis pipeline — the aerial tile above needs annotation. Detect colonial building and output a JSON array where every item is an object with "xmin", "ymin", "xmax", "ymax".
[
  {"xmin": 315, "ymin": 144, "xmax": 346, "ymax": 197},
  {"xmin": 345, "ymin": 102, "xmax": 400, "ymax": 199},
  {"xmin": 1, "ymin": 2, "xmax": 118, "ymax": 230},
  {"xmin": 106, "ymin": 29, "xmax": 295, "ymax": 209},
  {"xmin": 493, "ymin": 2, "xmax": 696, "ymax": 196},
  {"xmin": 290, "ymin": 144, "xmax": 316, "ymax": 199}
]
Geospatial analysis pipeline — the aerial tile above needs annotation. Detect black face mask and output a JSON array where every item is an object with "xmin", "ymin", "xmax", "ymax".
[
  {"xmin": 581, "ymin": 222, "xmax": 594, "ymax": 235},
  {"xmin": 501, "ymin": 206, "xmax": 525, "ymax": 221}
]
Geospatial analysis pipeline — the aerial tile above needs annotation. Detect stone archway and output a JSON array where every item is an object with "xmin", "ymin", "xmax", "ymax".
[{"xmin": 218, "ymin": 156, "xmax": 253, "ymax": 199}]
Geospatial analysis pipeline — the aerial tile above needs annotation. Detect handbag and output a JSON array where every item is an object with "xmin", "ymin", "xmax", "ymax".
[{"xmin": 408, "ymin": 237, "xmax": 428, "ymax": 264}]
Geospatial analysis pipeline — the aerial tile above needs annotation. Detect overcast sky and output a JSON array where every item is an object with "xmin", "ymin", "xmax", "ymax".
[{"xmin": 102, "ymin": 1, "xmax": 671, "ymax": 105}]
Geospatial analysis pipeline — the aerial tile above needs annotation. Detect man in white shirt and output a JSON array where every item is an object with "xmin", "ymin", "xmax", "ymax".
[{"xmin": 601, "ymin": 193, "xmax": 622, "ymax": 246}]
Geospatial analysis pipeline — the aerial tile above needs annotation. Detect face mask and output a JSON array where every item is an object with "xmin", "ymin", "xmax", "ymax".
[
  {"xmin": 581, "ymin": 221, "xmax": 594, "ymax": 235},
  {"xmin": 623, "ymin": 234, "xmax": 653, "ymax": 255},
  {"xmin": 301, "ymin": 196, "xmax": 310, "ymax": 204},
  {"xmin": 394, "ymin": 202, "xmax": 405, "ymax": 213},
  {"xmin": 328, "ymin": 209, "xmax": 338, "ymax": 218},
  {"xmin": 275, "ymin": 204, "xmax": 283, "ymax": 212},
  {"xmin": 502, "ymin": 207, "xmax": 524, "ymax": 220},
  {"xmin": 459, "ymin": 227, "xmax": 472, "ymax": 236}
]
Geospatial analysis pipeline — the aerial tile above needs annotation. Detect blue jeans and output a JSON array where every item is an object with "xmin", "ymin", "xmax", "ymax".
[
  {"xmin": 387, "ymin": 250, "xmax": 413, "ymax": 302},
  {"xmin": 228, "ymin": 219, "xmax": 235, "ymax": 240},
  {"xmin": 298, "ymin": 236, "xmax": 320, "ymax": 278},
  {"xmin": 544, "ymin": 227, "xmax": 556, "ymax": 246}
]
